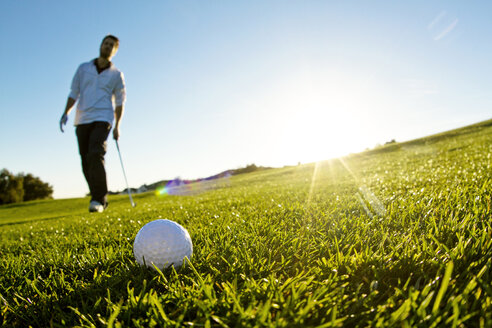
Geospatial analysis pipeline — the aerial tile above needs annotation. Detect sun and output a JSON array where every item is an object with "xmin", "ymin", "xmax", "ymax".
[{"xmin": 260, "ymin": 71, "xmax": 376, "ymax": 165}]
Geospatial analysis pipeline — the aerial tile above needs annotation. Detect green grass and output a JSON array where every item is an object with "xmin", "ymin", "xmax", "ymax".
[{"xmin": 1, "ymin": 119, "xmax": 491, "ymax": 327}]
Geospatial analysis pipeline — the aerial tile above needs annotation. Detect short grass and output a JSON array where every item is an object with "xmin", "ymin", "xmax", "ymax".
[{"xmin": 1, "ymin": 119, "xmax": 491, "ymax": 327}]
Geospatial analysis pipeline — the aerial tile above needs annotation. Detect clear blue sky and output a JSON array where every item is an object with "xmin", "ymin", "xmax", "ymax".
[{"xmin": 1, "ymin": 1, "xmax": 491, "ymax": 199}]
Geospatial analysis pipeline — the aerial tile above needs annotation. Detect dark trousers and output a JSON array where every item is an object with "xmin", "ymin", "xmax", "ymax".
[{"xmin": 76, "ymin": 121, "xmax": 111, "ymax": 205}]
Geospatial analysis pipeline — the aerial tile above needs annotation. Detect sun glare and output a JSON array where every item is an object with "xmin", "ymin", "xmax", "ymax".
[{"xmin": 263, "ymin": 71, "xmax": 378, "ymax": 164}]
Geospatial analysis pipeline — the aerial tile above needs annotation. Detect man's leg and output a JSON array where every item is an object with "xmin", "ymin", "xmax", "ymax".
[
  {"xmin": 87, "ymin": 121, "xmax": 111, "ymax": 206},
  {"xmin": 76, "ymin": 123, "xmax": 93, "ymax": 196}
]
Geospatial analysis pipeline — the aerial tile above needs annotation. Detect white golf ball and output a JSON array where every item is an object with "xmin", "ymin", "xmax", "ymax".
[{"xmin": 133, "ymin": 219, "xmax": 193, "ymax": 270}]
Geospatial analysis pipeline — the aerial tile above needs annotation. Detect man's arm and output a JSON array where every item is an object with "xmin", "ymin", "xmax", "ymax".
[
  {"xmin": 60, "ymin": 65, "xmax": 81, "ymax": 133},
  {"xmin": 113, "ymin": 104, "xmax": 124, "ymax": 140},
  {"xmin": 113, "ymin": 71, "xmax": 126, "ymax": 140},
  {"xmin": 60, "ymin": 97, "xmax": 76, "ymax": 132}
]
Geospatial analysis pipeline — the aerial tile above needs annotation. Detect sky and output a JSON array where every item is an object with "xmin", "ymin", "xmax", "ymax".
[{"xmin": 1, "ymin": 1, "xmax": 491, "ymax": 199}]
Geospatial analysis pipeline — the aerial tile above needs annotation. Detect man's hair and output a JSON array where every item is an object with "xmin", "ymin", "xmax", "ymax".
[{"xmin": 102, "ymin": 35, "xmax": 120, "ymax": 48}]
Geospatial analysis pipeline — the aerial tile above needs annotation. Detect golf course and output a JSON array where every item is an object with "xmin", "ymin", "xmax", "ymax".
[{"xmin": 1, "ymin": 119, "xmax": 491, "ymax": 327}]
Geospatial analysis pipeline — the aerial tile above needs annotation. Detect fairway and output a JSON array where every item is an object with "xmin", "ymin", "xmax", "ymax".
[{"xmin": 1, "ymin": 120, "xmax": 491, "ymax": 327}]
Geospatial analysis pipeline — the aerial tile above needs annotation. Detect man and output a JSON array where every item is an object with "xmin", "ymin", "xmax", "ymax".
[{"xmin": 60, "ymin": 35, "xmax": 126, "ymax": 213}]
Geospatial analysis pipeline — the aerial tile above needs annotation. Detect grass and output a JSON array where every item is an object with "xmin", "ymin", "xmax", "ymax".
[{"xmin": 1, "ymin": 119, "xmax": 491, "ymax": 327}]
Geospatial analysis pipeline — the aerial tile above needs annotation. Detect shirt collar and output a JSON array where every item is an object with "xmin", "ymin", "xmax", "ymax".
[{"xmin": 93, "ymin": 58, "xmax": 112, "ymax": 73}]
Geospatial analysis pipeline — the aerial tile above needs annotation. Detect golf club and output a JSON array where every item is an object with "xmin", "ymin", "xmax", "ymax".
[{"xmin": 115, "ymin": 140, "xmax": 136, "ymax": 207}]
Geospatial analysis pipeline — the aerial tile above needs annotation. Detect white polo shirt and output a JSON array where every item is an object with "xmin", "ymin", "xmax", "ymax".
[{"xmin": 69, "ymin": 59, "xmax": 126, "ymax": 126}]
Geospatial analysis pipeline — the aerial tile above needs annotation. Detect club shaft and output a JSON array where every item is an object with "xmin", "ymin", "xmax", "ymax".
[{"xmin": 115, "ymin": 140, "xmax": 135, "ymax": 206}]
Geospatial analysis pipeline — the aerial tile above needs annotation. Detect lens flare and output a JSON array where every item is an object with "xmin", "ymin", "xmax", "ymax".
[
  {"xmin": 155, "ymin": 173, "xmax": 232, "ymax": 197},
  {"xmin": 338, "ymin": 157, "xmax": 387, "ymax": 218}
]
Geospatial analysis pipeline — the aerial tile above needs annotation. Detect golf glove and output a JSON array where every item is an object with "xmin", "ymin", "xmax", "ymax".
[{"xmin": 59, "ymin": 114, "xmax": 68, "ymax": 132}]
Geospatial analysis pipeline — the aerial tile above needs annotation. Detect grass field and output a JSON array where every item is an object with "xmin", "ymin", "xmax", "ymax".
[{"xmin": 1, "ymin": 119, "xmax": 491, "ymax": 327}]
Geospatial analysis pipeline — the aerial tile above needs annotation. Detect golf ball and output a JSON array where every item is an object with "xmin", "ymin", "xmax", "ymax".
[{"xmin": 133, "ymin": 219, "xmax": 193, "ymax": 270}]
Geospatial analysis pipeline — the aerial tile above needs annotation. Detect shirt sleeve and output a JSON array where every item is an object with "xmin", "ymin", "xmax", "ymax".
[
  {"xmin": 68, "ymin": 65, "xmax": 81, "ymax": 101},
  {"xmin": 114, "ymin": 71, "xmax": 126, "ymax": 106}
]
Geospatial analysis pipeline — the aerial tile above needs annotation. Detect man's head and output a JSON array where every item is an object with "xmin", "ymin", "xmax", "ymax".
[{"xmin": 99, "ymin": 35, "xmax": 119, "ymax": 60}]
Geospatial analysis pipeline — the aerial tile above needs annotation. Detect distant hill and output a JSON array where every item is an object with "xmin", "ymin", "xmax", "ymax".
[
  {"xmin": 111, "ymin": 163, "xmax": 273, "ymax": 195},
  {"xmin": 362, "ymin": 118, "xmax": 492, "ymax": 156},
  {"xmin": 113, "ymin": 118, "xmax": 492, "ymax": 195}
]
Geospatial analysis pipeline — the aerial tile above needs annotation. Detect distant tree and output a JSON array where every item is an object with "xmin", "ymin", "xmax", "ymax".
[
  {"xmin": 385, "ymin": 139, "xmax": 396, "ymax": 145},
  {"xmin": 231, "ymin": 164, "xmax": 272, "ymax": 175},
  {"xmin": 234, "ymin": 164, "xmax": 258, "ymax": 175},
  {"xmin": 21, "ymin": 173, "xmax": 53, "ymax": 201},
  {"xmin": 0, "ymin": 169, "xmax": 24, "ymax": 205}
]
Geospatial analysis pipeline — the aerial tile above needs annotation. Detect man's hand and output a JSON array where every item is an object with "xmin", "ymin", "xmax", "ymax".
[
  {"xmin": 113, "ymin": 125, "xmax": 120, "ymax": 140},
  {"xmin": 59, "ymin": 114, "xmax": 68, "ymax": 132},
  {"xmin": 113, "ymin": 104, "xmax": 124, "ymax": 140}
]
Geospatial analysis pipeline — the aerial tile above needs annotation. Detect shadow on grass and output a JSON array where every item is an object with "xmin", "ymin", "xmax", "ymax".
[
  {"xmin": 0, "ymin": 215, "xmax": 77, "ymax": 228},
  {"xmin": 3, "ymin": 258, "xmax": 197, "ymax": 327}
]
